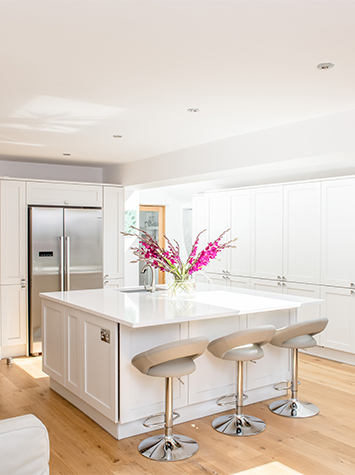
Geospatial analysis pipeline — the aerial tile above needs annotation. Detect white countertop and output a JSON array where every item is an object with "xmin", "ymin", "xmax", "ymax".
[{"xmin": 40, "ymin": 283, "xmax": 322, "ymax": 328}]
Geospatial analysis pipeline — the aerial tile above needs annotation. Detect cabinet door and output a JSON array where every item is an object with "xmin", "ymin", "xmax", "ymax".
[
  {"xmin": 103, "ymin": 186, "xmax": 124, "ymax": 280},
  {"xmin": 0, "ymin": 284, "xmax": 27, "ymax": 347},
  {"xmin": 0, "ymin": 181, "xmax": 26, "ymax": 285},
  {"xmin": 283, "ymin": 182, "xmax": 321, "ymax": 284},
  {"xmin": 320, "ymin": 286, "xmax": 355, "ymax": 353},
  {"xmin": 321, "ymin": 179, "xmax": 355, "ymax": 287},
  {"xmin": 250, "ymin": 278, "xmax": 283, "ymax": 294},
  {"xmin": 65, "ymin": 307, "xmax": 82, "ymax": 397},
  {"xmin": 229, "ymin": 276, "xmax": 251, "ymax": 289},
  {"xmin": 120, "ymin": 323, "xmax": 188, "ymax": 423},
  {"xmin": 229, "ymin": 189, "xmax": 251, "ymax": 277},
  {"xmin": 251, "ymin": 186, "xmax": 283, "ymax": 279},
  {"xmin": 192, "ymin": 195, "xmax": 209, "ymax": 249},
  {"xmin": 42, "ymin": 300, "xmax": 65, "ymax": 385},
  {"xmin": 82, "ymin": 313, "xmax": 118, "ymax": 421},
  {"xmin": 207, "ymin": 192, "xmax": 230, "ymax": 273},
  {"xmin": 27, "ymin": 181, "xmax": 102, "ymax": 207}
]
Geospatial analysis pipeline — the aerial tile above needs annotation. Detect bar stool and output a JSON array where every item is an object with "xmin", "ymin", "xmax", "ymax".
[
  {"xmin": 269, "ymin": 317, "xmax": 328, "ymax": 418},
  {"xmin": 131, "ymin": 336, "xmax": 208, "ymax": 462},
  {"xmin": 207, "ymin": 325, "xmax": 276, "ymax": 437}
]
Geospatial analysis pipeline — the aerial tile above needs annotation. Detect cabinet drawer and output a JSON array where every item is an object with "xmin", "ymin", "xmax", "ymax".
[{"xmin": 27, "ymin": 182, "xmax": 102, "ymax": 207}]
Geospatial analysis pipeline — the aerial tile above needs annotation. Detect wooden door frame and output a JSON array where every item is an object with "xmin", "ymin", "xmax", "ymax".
[{"xmin": 139, "ymin": 205, "xmax": 166, "ymax": 284}]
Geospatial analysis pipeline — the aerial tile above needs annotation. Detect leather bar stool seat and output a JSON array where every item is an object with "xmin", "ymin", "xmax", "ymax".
[
  {"xmin": 131, "ymin": 336, "xmax": 208, "ymax": 462},
  {"xmin": 269, "ymin": 317, "xmax": 328, "ymax": 418},
  {"xmin": 208, "ymin": 325, "xmax": 276, "ymax": 437}
]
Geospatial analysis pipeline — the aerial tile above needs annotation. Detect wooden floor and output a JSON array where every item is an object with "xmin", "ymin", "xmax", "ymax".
[{"xmin": 0, "ymin": 353, "xmax": 354, "ymax": 475}]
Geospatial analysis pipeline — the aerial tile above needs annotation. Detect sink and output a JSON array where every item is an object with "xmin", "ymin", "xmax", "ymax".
[{"xmin": 118, "ymin": 286, "xmax": 167, "ymax": 293}]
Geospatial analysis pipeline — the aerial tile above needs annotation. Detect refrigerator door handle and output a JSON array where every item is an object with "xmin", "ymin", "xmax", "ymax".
[
  {"xmin": 65, "ymin": 236, "xmax": 70, "ymax": 291},
  {"xmin": 60, "ymin": 236, "xmax": 65, "ymax": 291}
]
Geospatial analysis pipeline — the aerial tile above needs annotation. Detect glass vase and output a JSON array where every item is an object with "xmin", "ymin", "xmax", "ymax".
[{"xmin": 168, "ymin": 275, "xmax": 196, "ymax": 299}]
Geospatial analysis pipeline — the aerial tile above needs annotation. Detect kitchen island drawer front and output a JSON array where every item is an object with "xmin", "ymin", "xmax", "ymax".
[{"xmin": 27, "ymin": 182, "xmax": 102, "ymax": 207}]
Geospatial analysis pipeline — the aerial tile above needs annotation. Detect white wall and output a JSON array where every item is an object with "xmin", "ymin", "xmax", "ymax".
[{"xmin": 0, "ymin": 159, "xmax": 103, "ymax": 183}]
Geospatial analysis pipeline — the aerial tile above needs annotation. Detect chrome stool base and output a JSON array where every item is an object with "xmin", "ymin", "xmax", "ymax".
[
  {"xmin": 269, "ymin": 398, "xmax": 319, "ymax": 418},
  {"xmin": 138, "ymin": 433, "xmax": 199, "ymax": 461},
  {"xmin": 212, "ymin": 413, "xmax": 266, "ymax": 437}
]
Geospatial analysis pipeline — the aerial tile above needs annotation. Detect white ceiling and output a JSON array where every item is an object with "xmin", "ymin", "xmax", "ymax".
[{"xmin": 1, "ymin": 0, "xmax": 355, "ymax": 173}]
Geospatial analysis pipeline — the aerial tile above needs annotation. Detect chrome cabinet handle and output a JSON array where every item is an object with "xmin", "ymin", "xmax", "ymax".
[
  {"xmin": 351, "ymin": 290, "xmax": 355, "ymax": 295},
  {"xmin": 277, "ymin": 282, "xmax": 282, "ymax": 286},
  {"xmin": 277, "ymin": 275, "xmax": 282, "ymax": 280}
]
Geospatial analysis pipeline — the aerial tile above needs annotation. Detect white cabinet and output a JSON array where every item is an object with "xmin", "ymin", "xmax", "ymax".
[
  {"xmin": 0, "ymin": 180, "xmax": 27, "ymax": 285},
  {"xmin": 319, "ymin": 286, "xmax": 355, "ymax": 353},
  {"xmin": 251, "ymin": 182, "xmax": 321, "ymax": 283},
  {"xmin": 103, "ymin": 186, "xmax": 124, "ymax": 283},
  {"xmin": 283, "ymin": 182, "xmax": 321, "ymax": 284},
  {"xmin": 27, "ymin": 181, "xmax": 102, "ymax": 207},
  {"xmin": 251, "ymin": 185, "xmax": 283, "ymax": 280},
  {"xmin": 42, "ymin": 300, "xmax": 118, "ymax": 421},
  {"xmin": 0, "ymin": 180, "xmax": 27, "ymax": 357},
  {"xmin": 321, "ymin": 178, "xmax": 355, "ymax": 287},
  {"xmin": 192, "ymin": 193, "xmax": 230, "ymax": 274},
  {"xmin": 0, "ymin": 284, "xmax": 27, "ymax": 347},
  {"xmin": 229, "ymin": 189, "xmax": 251, "ymax": 277}
]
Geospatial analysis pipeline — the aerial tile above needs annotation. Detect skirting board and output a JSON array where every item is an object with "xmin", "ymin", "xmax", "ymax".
[
  {"xmin": 300, "ymin": 346, "xmax": 355, "ymax": 366},
  {"xmin": 50, "ymin": 379, "xmax": 285, "ymax": 440}
]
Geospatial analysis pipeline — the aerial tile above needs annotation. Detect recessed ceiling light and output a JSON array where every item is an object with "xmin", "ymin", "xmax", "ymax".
[
  {"xmin": 187, "ymin": 108, "xmax": 200, "ymax": 113},
  {"xmin": 317, "ymin": 62, "xmax": 334, "ymax": 70},
  {"xmin": 113, "ymin": 134, "xmax": 122, "ymax": 138},
  {"xmin": 63, "ymin": 153, "xmax": 71, "ymax": 156}
]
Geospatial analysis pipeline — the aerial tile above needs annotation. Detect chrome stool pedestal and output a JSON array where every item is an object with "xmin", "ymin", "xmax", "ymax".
[
  {"xmin": 269, "ymin": 318, "xmax": 328, "ymax": 419},
  {"xmin": 131, "ymin": 337, "xmax": 208, "ymax": 462},
  {"xmin": 212, "ymin": 361, "xmax": 266, "ymax": 437},
  {"xmin": 208, "ymin": 325, "xmax": 276, "ymax": 437},
  {"xmin": 138, "ymin": 377, "xmax": 198, "ymax": 461}
]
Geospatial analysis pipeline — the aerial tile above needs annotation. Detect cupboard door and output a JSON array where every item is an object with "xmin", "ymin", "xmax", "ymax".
[
  {"xmin": 229, "ymin": 189, "xmax": 251, "ymax": 277},
  {"xmin": 320, "ymin": 286, "xmax": 355, "ymax": 353},
  {"xmin": 192, "ymin": 195, "xmax": 209, "ymax": 249},
  {"xmin": 65, "ymin": 307, "xmax": 82, "ymax": 397},
  {"xmin": 82, "ymin": 313, "xmax": 118, "ymax": 422},
  {"xmin": 206, "ymin": 192, "xmax": 230, "ymax": 273},
  {"xmin": 229, "ymin": 276, "xmax": 251, "ymax": 289},
  {"xmin": 27, "ymin": 181, "xmax": 102, "ymax": 207},
  {"xmin": 321, "ymin": 179, "xmax": 355, "ymax": 287},
  {"xmin": 103, "ymin": 186, "xmax": 124, "ymax": 280},
  {"xmin": 251, "ymin": 186, "xmax": 283, "ymax": 279},
  {"xmin": 0, "ymin": 181, "xmax": 26, "ymax": 285},
  {"xmin": 0, "ymin": 284, "xmax": 27, "ymax": 347},
  {"xmin": 42, "ymin": 301, "xmax": 65, "ymax": 385},
  {"xmin": 283, "ymin": 182, "xmax": 321, "ymax": 284}
]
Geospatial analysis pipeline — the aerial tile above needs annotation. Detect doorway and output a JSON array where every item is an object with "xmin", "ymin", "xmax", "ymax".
[{"xmin": 139, "ymin": 205, "xmax": 166, "ymax": 284}]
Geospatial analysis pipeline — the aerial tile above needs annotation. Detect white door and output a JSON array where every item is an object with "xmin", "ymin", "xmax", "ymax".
[
  {"xmin": 0, "ymin": 181, "xmax": 26, "ymax": 285},
  {"xmin": 320, "ymin": 286, "xmax": 355, "ymax": 353},
  {"xmin": 251, "ymin": 186, "xmax": 283, "ymax": 279},
  {"xmin": 103, "ymin": 186, "xmax": 124, "ymax": 280},
  {"xmin": 321, "ymin": 179, "xmax": 355, "ymax": 287},
  {"xmin": 283, "ymin": 182, "xmax": 321, "ymax": 284},
  {"xmin": 229, "ymin": 189, "xmax": 251, "ymax": 277},
  {"xmin": 0, "ymin": 284, "xmax": 27, "ymax": 347},
  {"xmin": 207, "ymin": 192, "xmax": 230, "ymax": 273}
]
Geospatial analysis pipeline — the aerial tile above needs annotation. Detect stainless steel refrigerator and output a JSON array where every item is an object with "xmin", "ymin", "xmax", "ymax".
[{"xmin": 29, "ymin": 207, "xmax": 103, "ymax": 355}]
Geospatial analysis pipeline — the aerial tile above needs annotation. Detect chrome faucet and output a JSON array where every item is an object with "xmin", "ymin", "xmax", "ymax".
[{"xmin": 141, "ymin": 263, "xmax": 156, "ymax": 292}]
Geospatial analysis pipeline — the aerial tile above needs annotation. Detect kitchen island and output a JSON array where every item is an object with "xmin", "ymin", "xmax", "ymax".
[{"xmin": 40, "ymin": 283, "xmax": 321, "ymax": 439}]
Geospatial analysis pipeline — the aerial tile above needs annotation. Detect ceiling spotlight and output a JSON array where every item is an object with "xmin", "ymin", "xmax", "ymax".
[
  {"xmin": 63, "ymin": 153, "xmax": 71, "ymax": 156},
  {"xmin": 113, "ymin": 134, "xmax": 122, "ymax": 138},
  {"xmin": 317, "ymin": 62, "xmax": 334, "ymax": 70},
  {"xmin": 187, "ymin": 108, "xmax": 200, "ymax": 113}
]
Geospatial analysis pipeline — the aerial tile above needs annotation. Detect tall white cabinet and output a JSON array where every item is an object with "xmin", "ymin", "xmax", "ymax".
[
  {"xmin": 0, "ymin": 181, "xmax": 27, "ymax": 357},
  {"xmin": 193, "ymin": 176, "xmax": 355, "ymax": 364},
  {"xmin": 0, "ymin": 178, "xmax": 124, "ymax": 360}
]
